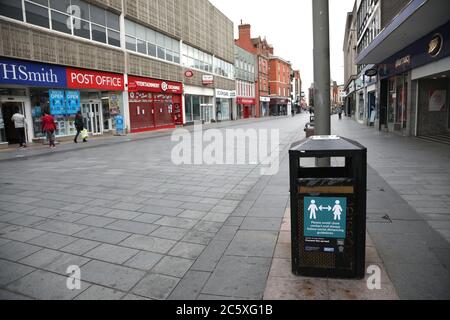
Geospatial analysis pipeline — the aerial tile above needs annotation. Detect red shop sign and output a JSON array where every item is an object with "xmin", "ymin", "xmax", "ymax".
[
  {"xmin": 128, "ymin": 76, "xmax": 183, "ymax": 94},
  {"xmin": 237, "ymin": 97, "xmax": 255, "ymax": 105},
  {"xmin": 66, "ymin": 68, "xmax": 124, "ymax": 91}
]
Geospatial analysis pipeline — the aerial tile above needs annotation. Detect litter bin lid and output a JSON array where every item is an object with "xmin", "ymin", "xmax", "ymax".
[{"xmin": 290, "ymin": 136, "xmax": 366, "ymax": 156}]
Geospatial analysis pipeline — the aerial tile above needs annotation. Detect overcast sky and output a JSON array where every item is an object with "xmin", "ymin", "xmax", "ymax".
[{"xmin": 209, "ymin": 0, "xmax": 355, "ymax": 98}]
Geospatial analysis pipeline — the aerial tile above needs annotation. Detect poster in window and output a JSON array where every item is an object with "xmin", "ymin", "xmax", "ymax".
[{"xmin": 428, "ymin": 90, "xmax": 447, "ymax": 112}]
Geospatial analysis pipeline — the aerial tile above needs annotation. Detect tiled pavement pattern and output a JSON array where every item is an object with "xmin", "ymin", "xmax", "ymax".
[
  {"xmin": 0, "ymin": 117, "xmax": 301, "ymax": 300},
  {"xmin": 1, "ymin": 114, "xmax": 449, "ymax": 300}
]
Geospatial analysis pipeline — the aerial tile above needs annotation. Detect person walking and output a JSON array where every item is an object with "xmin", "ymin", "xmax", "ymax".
[
  {"xmin": 338, "ymin": 106, "xmax": 343, "ymax": 120},
  {"xmin": 11, "ymin": 107, "xmax": 27, "ymax": 148},
  {"xmin": 74, "ymin": 111, "xmax": 86, "ymax": 143},
  {"xmin": 41, "ymin": 111, "xmax": 57, "ymax": 149}
]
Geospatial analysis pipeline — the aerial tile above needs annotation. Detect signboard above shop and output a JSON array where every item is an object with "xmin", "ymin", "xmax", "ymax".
[
  {"xmin": 0, "ymin": 58, "xmax": 124, "ymax": 91},
  {"xmin": 202, "ymin": 75, "xmax": 214, "ymax": 85},
  {"xmin": 128, "ymin": 76, "xmax": 183, "ymax": 94},
  {"xmin": 215, "ymin": 89, "xmax": 236, "ymax": 99}
]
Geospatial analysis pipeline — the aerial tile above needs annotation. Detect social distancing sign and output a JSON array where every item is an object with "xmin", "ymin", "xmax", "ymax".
[{"xmin": 304, "ymin": 197, "xmax": 347, "ymax": 239}]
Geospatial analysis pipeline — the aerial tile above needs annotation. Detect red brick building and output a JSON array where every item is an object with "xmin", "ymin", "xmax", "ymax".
[
  {"xmin": 235, "ymin": 24, "xmax": 272, "ymax": 117},
  {"xmin": 269, "ymin": 54, "xmax": 292, "ymax": 116}
]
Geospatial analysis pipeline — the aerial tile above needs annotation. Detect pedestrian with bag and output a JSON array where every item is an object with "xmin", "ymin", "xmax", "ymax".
[
  {"xmin": 74, "ymin": 111, "xmax": 87, "ymax": 143},
  {"xmin": 11, "ymin": 107, "xmax": 27, "ymax": 149},
  {"xmin": 41, "ymin": 111, "xmax": 57, "ymax": 149}
]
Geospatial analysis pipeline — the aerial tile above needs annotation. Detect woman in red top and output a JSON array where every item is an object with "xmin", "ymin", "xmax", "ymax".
[{"xmin": 41, "ymin": 111, "xmax": 57, "ymax": 148}]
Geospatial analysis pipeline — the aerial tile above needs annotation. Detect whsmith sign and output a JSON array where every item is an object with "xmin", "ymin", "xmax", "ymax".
[{"xmin": 0, "ymin": 58, "xmax": 124, "ymax": 91}]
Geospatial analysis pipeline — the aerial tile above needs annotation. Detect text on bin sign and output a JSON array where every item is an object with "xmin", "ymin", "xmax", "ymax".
[{"xmin": 67, "ymin": 68, "xmax": 124, "ymax": 90}]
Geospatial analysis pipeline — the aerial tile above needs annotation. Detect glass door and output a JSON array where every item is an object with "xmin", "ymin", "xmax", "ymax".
[
  {"xmin": 201, "ymin": 104, "xmax": 212, "ymax": 123},
  {"xmin": 82, "ymin": 101, "xmax": 103, "ymax": 135}
]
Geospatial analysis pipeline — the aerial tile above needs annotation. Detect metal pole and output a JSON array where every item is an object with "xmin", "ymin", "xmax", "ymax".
[{"xmin": 313, "ymin": 0, "xmax": 331, "ymax": 167}]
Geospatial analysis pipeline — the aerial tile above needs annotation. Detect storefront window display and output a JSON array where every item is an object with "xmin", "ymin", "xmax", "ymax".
[
  {"xmin": 185, "ymin": 95, "xmax": 213, "ymax": 123},
  {"xmin": 388, "ymin": 75, "xmax": 408, "ymax": 130},
  {"xmin": 216, "ymin": 98, "xmax": 231, "ymax": 121}
]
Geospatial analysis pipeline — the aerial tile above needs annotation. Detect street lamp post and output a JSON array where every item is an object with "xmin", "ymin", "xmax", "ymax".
[{"xmin": 312, "ymin": 0, "xmax": 331, "ymax": 167}]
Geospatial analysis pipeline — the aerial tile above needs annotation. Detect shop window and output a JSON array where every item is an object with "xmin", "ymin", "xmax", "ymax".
[
  {"xmin": 25, "ymin": 1, "xmax": 50, "ymax": 28},
  {"xmin": 166, "ymin": 50, "xmax": 174, "ymax": 63},
  {"xmin": 92, "ymin": 24, "xmax": 107, "ymax": 43},
  {"xmin": 0, "ymin": 0, "xmax": 23, "ymax": 21},
  {"xmin": 51, "ymin": 10, "xmax": 71, "ymax": 34}
]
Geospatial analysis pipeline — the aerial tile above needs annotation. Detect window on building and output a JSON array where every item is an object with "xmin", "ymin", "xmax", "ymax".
[{"xmin": 1, "ymin": 0, "xmax": 121, "ymax": 47}]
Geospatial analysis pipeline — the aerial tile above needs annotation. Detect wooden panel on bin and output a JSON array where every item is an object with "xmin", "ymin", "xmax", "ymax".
[{"xmin": 298, "ymin": 186, "xmax": 355, "ymax": 194}]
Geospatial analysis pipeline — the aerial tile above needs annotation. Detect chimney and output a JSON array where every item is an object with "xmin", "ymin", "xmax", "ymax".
[{"xmin": 238, "ymin": 23, "xmax": 251, "ymax": 40}]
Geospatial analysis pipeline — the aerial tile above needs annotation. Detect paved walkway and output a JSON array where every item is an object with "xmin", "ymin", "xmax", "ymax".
[{"xmin": 0, "ymin": 114, "xmax": 448, "ymax": 300}]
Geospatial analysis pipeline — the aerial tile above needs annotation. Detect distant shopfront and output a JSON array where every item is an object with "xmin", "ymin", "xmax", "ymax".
[
  {"xmin": 215, "ymin": 89, "xmax": 235, "ymax": 121},
  {"xmin": 269, "ymin": 98, "xmax": 289, "ymax": 116},
  {"xmin": 236, "ymin": 97, "xmax": 256, "ymax": 119},
  {"xmin": 128, "ymin": 76, "xmax": 183, "ymax": 133},
  {"xmin": 260, "ymin": 96, "xmax": 270, "ymax": 117},
  {"xmin": 0, "ymin": 57, "xmax": 124, "ymax": 146}
]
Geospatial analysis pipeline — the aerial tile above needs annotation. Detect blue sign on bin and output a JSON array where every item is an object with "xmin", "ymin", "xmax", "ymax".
[{"xmin": 304, "ymin": 197, "xmax": 347, "ymax": 239}]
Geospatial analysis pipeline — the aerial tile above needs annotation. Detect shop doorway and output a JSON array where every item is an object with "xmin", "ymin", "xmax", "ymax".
[
  {"xmin": 201, "ymin": 104, "xmax": 213, "ymax": 123},
  {"xmin": 82, "ymin": 101, "xmax": 103, "ymax": 135},
  {"xmin": 0, "ymin": 101, "xmax": 25, "ymax": 144}
]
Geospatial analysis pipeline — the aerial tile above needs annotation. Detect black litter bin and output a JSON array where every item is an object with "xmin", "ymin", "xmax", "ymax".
[{"xmin": 289, "ymin": 136, "xmax": 367, "ymax": 279}]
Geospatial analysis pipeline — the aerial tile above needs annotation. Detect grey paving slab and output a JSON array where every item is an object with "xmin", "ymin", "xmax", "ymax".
[
  {"xmin": 0, "ymin": 241, "xmax": 42, "ymax": 261},
  {"xmin": 9, "ymin": 215, "xmax": 49, "ymax": 228},
  {"xmin": 169, "ymin": 242, "xmax": 206, "ymax": 260},
  {"xmin": 133, "ymin": 213, "xmax": 162, "ymax": 224},
  {"xmin": 6, "ymin": 270, "xmax": 89, "ymax": 300},
  {"xmin": 60, "ymin": 239, "xmax": 102, "ymax": 256},
  {"xmin": 194, "ymin": 221, "xmax": 223, "ymax": 233},
  {"xmin": 84, "ymin": 244, "xmax": 139, "ymax": 265},
  {"xmin": 27, "ymin": 233, "xmax": 77, "ymax": 250},
  {"xmin": 74, "ymin": 285, "xmax": 126, "ymax": 300},
  {"xmin": 132, "ymin": 274, "xmax": 180, "ymax": 300},
  {"xmin": 178, "ymin": 202, "xmax": 215, "ymax": 212},
  {"xmin": 152, "ymin": 256, "xmax": 194, "ymax": 278},
  {"xmin": 0, "ymin": 259, "xmax": 35, "ymax": 286},
  {"xmin": 137, "ymin": 205, "xmax": 184, "ymax": 217},
  {"xmin": 225, "ymin": 230, "xmax": 278, "ymax": 258},
  {"xmin": 120, "ymin": 235, "xmax": 177, "ymax": 254},
  {"xmin": 35, "ymin": 220, "xmax": 88, "ymax": 236},
  {"xmin": 182, "ymin": 230, "xmax": 216, "ymax": 245},
  {"xmin": 142, "ymin": 199, "xmax": 184, "ymax": 208},
  {"xmin": 247, "ymin": 207, "xmax": 286, "ymax": 218},
  {"xmin": 104, "ymin": 209, "xmax": 142, "ymax": 220},
  {"xmin": 202, "ymin": 255, "xmax": 271, "ymax": 299},
  {"xmin": 81, "ymin": 260, "xmax": 146, "ymax": 292},
  {"xmin": 124, "ymin": 251, "xmax": 163, "ymax": 271},
  {"xmin": 151, "ymin": 226, "xmax": 189, "ymax": 241},
  {"xmin": 178, "ymin": 210, "xmax": 208, "ymax": 220},
  {"xmin": 80, "ymin": 206, "xmax": 113, "ymax": 216},
  {"xmin": 0, "ymin": 289, "xmax": 33, "ymax": 300},
  {"xmin": 20, "ymin": 248, "xmax": 90, "ymax": 275},
  {"xmin": 76, "ymin": 216, "xmax": 117, "ymax": 228},
  {"xmin": 215, "ymin": 225, "xmax": 239, "ymax": 241},
  {"xmin": 155, "ymin": 217, "xmax": 198, "ymax": 229},
  {"xmin": 121, "ymin": 293, "xmax": 151, "ymax": 300},
  {"xmin": 168, "ymin": 271, "xmax": 212, "ymax": 300},
  {"xmin": 0, "ymin": 225, "xmax": 47, "ymax": 242},
  {"xmin": 240, "ymin": 217, "xmax": 283, "ymax": 231},
  {"xmin": 192, "ymin": 240, "xmax": 231, "ymax": 272},
  {"xmin": 74, "ymin": 227, "xmax": 131, "ymax": 245},
  {"xmin": 106, "ymin": 220, "xmax": 158, "ymax": 235}
]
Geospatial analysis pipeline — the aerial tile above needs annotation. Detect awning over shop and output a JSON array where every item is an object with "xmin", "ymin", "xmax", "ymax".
[{"xmin": 356, "ymin": 0, "xmax": 450, "ymax": 64}]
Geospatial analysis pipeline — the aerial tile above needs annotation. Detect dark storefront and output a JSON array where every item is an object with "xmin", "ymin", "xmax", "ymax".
[{"xmin": 128, "ymin": 76, "xmax": 183, "ymax": 133}]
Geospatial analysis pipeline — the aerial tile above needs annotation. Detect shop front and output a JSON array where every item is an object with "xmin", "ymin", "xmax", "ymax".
[
  {"xmin": 269, "ymin": 98, "xmax": 289, "ymax": 116},
  {"xmin": 215, "ymin": 89, "xmax": 236, "ymax": 122},
  {"xmin": 260, "ymin": 96, "xmax": 270, "ymax": 117},
  {"xmin": 184, "ymin": 85, "xmax": 214, "ymax": 124},
  {"xmin": 0, "ymin": 57, "xmax": 124, "ymax": 145},
  {"xmin": 378, "ymin": 21, "xmax": 450, "ymax": 136},
  {"xmin": 236, "ymin": 97, "xmax": 256, "ymax": 119},
  {"xmin": 128, "ymin": 76, "xmax": 183, "ymax": 133}
]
